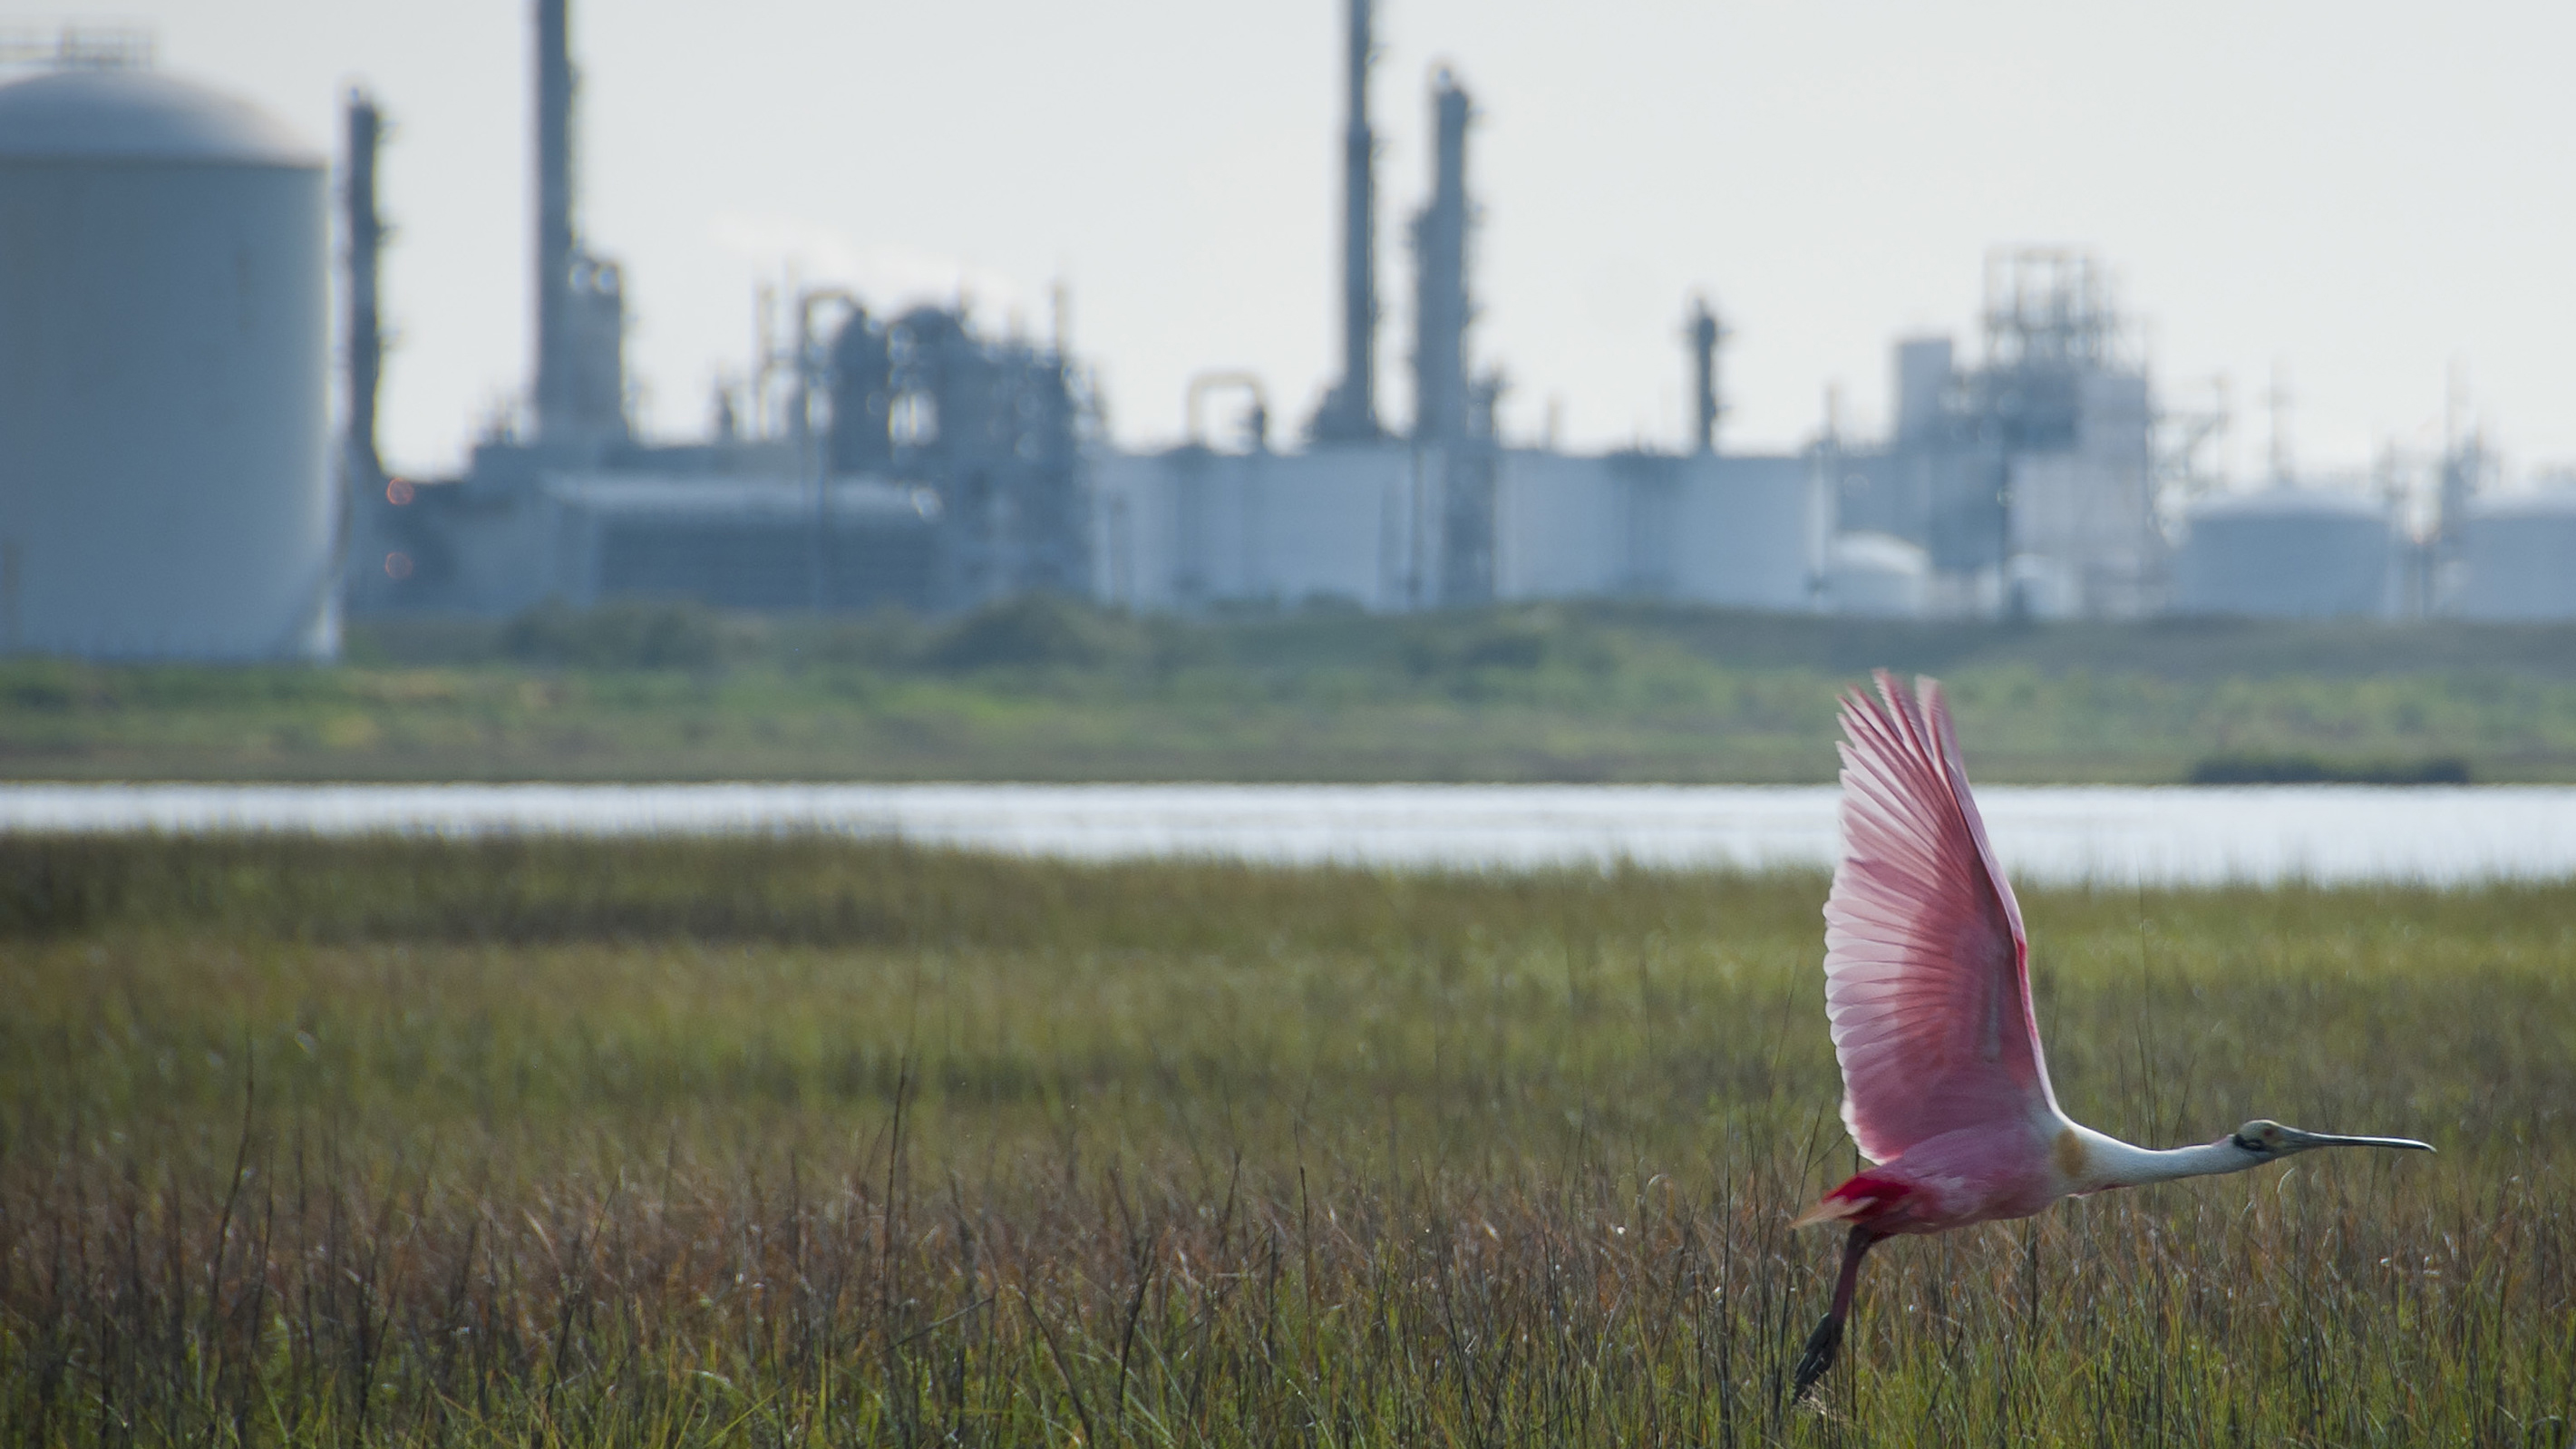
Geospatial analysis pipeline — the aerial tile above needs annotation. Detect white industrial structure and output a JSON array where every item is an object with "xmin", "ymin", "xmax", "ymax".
[
  {"xmin": 1091, "ymin": 447, "xmax": 1818, "ymax": 614},
  {"xmin": 1497, "ymin": 452, "xmax": 1814, "ymax": 608},
  {"xmin": 0, "ymin": 65, "xmax": 334, "ymax": 659},
  {"xmin": 2172, "ymin": 489, "xmax": 2396, "ymax": 618},
  {"xmin": 1832, "ymin": 252, "xmax": 2163, "ymax": 621},
  {"xmin": 1825, "ymin": 534, "xmax": 1931, "ymax": 618},
  {"xmin": 2453, "ymin": 490, "xmax": 2576, "ymax": 620}
]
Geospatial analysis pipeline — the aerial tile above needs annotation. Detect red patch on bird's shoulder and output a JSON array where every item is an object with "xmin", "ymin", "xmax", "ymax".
[{"xmin": 1791, "ymin": 1172, "xmax": 1916, "ymax": 1230}]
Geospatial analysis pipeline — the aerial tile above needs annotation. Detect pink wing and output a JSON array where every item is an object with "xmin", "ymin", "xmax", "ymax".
[{"xmin": 1822, "ymin": 672, "xmax": 2060, "ymax": 1165}]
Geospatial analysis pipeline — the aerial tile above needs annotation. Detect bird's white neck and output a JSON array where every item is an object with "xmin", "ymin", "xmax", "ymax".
[{"xmin": 2065, "ymin": 1123, "xmax": 2257, "ymax": 1191}]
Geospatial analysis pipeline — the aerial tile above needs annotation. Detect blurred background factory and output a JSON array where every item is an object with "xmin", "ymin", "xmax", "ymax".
[
  {"xmin": 2, "ymin": 2, "xmax": 2571, "ymax": 661},
  {"xmin": 341, "ymin": 0, "xmax": 1085, "ymax": 622}
]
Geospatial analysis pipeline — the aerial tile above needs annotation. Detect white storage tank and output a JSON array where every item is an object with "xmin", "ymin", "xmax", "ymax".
[
  {"xmin": 2454, "ymin": 491, "xmax": 2576, "ymax": 620},
  {"xmin": 0, "ymin": 69, "xmax": 333, "ymax": 659},
  {"xmin": 1825, "ymin": 531, "xmax": 1928, "ymax": 618},
  {"xmin": 2172, "ymin": 489, "xmax": 2394, "ymax": 619},
  {"xmin": 1495, "ymin": 452, "xmax": 1623, "ymax": 599},
  {"xmin": 1086, "ymin": 444, "xmax": 1412, "ymax": 613},
  {"xmin": 1672, "ymin": 454, "xmax": 1815, "ymax": 610}
]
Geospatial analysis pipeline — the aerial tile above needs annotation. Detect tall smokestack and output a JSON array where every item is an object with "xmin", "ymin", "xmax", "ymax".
[
  {"xmin": 1408, "ymin": 70, "xmax": 1493, "ymax": 608},
  {"xmin": 530, "ymin": 0, "xmax": 626, "ymax": 449},
  {"xmin": 1687, "ymin": 297, "xmax": 1725, "ymax": 456},
  {"xmin": 1308, "ymin": 0, "xmax": 1382, "ymax": 444},
  {"xmin": 1410, "ymin": 69, "xmax": 1472, "ymax": 445},
  {"xmin": 345, "ymin": 90, "xmax": 386, "ymax": 488},
  {"xmin": 533, "ymin": 0, "xmax": 575, "ymax": 442}
]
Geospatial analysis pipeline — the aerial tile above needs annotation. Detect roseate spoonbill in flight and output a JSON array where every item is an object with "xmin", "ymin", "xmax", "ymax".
[{"xmin": 1789, "ymin": 672, "xmax": 2431, "ymax": 1398}]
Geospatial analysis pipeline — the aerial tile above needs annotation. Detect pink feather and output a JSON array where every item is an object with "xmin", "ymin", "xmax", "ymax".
[{"xmin": 1821, "ymin": 671, "xmax": 2060, "ymax": 1167}]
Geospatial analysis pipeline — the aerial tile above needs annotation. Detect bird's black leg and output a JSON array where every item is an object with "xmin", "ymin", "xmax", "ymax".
[
  {"xmin": 1792, "ymin": 1314, "xmax": 1843, "ymax": 1399},
  {"xmin": 1793, "ymin": 1227, "xmax": 1881, "ymax": 1400}
]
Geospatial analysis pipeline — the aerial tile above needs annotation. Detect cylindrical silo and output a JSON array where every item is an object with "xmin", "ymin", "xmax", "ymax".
[
  {"xmin": 2454, "ymin": 491, "xmax": 2576, "ymax": 620},
  {"xmin": 1669, "ymin": 454, "xmax": 1814, "ymax": 610},
  {"xmin": 2171, "ymin": 489, "xmax": 2394, "ymax": 619},
  {"xmin": 0, "ymin": 68, "xmax": 333, "ymax": 660}
]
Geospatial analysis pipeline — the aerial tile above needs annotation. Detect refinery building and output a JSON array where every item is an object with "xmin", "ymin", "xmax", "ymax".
[
  {"xmin": 1, "ymin": 5, "xmax": 2571, "ymax": 661},
  {"xmin": 347, "ymin": 0, "xmax": 2174, "ymax": 625}
]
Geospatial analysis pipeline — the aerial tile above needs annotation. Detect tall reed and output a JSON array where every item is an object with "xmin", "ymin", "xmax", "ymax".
[{"xmin": 4, "ymin": 835, "xmax": 2568, "ymax": 1444}]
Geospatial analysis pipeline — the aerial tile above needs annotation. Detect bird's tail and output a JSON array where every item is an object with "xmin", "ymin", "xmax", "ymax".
[
  {"xmin": 1790, "ymin": 1195, "xmax": 1868, "ymax": 1230},
  {"xmin": 1791, "ymin": 1172, "xmax": 1912, "ymax": 1230}
]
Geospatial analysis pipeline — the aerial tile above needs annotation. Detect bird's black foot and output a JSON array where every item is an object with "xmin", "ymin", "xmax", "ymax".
[{"xmin": 1792, "ymin": 1313, "xmax": 1844, "ymax": 1400}]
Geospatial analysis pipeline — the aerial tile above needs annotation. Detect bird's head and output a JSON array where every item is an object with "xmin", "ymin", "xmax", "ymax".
[{"xmin": 2227, "ymin": 1118, "xmax": 2434, "ymax": 1161}]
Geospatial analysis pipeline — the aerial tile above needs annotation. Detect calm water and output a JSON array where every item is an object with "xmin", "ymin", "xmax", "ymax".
[{"xmin": 2, "ymin": 782, "xmax": 2571, "ymax": 885}]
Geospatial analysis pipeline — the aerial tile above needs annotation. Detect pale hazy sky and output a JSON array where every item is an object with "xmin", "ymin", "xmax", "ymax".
[{"xmin": 40, "ymin": 1, "xmax": 2575, "ymax": 480}]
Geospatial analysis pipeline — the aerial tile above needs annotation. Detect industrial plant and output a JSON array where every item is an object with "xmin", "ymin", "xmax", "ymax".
[
  {"xmin": 0, "ymin": 3, "xmax": 2570, "ymax": 662},
  {"xmin": 343, "ymin": 0, "xmax": 1084, "ymax": 622}
]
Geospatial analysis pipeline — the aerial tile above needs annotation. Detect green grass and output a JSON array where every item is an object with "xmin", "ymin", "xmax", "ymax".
[
  {"xmin": 8, "ymin": 598, "xmax": 2576, "ymax": 782},
  {"xmin": 4, "ymin": 835, "xmax": 2571, "ymax": 1444}
]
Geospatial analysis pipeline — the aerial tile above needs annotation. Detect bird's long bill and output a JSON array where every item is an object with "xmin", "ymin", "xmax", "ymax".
[{"xmin": 2283, "ymin": 1126, "xmax": 2435, "ymax": 1152}]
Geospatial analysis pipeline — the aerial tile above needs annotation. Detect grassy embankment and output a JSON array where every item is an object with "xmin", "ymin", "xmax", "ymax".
[
  {"xmin": 4, "ymin": 834, "xmax": 2571, "ymax": 1444},
  {"xmin": 6, "ymin": 598, "xmax": 2576, "ymax": 782}
]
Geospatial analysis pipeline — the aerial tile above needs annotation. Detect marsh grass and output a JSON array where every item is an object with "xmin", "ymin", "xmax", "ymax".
[
  {"xmin": 3, "ymin": 835, "xmax": 2571, "ymax": 1444},
  {"xmin": 16, "ymin": 601, "xmax": 2576, "ymax": 783}
]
